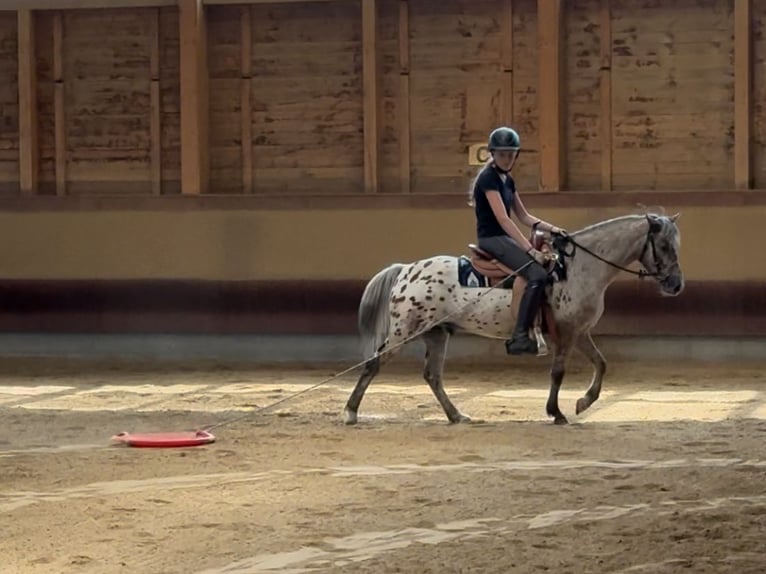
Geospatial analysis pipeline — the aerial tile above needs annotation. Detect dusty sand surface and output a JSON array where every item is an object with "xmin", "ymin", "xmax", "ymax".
[{"xmin": 1, "ymin": 356, "xmax": 766, "ymax": 574}]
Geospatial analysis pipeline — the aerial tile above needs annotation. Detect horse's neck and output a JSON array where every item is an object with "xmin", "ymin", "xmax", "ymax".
[{"xmin": 568, "ymin": 218, "xmax": 647, "ymax": 287}]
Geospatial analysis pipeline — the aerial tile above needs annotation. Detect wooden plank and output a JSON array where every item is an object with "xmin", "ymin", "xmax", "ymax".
[
  {"xmin": 157, "ymin": 7, "xmax": 181, "ymax": 187},
  {"xmin": 610, "ymin": 0, "xmax": 734, "ymax": 191},
  {"xmin": 17, "ymin": 9, "xmax": 38, "ymax": 196},
  {"xmin": 600, "ymin": 0, "xmax": 612, "ymax": 191},
  {"xmin": 241, "ymin": 4, "xmax": 252, "ymax": 194},
  {"xmin": 735, "ymin": 0, "xmax": 752, "ymax": 189},
  {"xmin": 537, "ymin": 0, "xmax": 563, "ymax": 191},
  {"xmin": 150, "ymin": 8, "xmax": 162, "ymax": 195},
  {"xmin": 506, "ymin": 0, "xmax": 539, "ymax": 191},
  {"xmin": 179, "ymin": 0, "xmax": 209, "ymax": 195},
  {"xmin": 203, "ymin": 0, "xmax": 353, "ymax": 4},
  {"xmin": 198, "ymin": 2, "xmax": 210, "ymax": 195},
  {"xmin": 55, "ymin": 10, "xmax": 155, "ymax": 191},
  {"xmin": 362, "ymin": 0, "xmax": 379, "ymax": 194},
  {"xmin": 501, "ymin": 0, "xmax": 513, "ymax": 126},
  {"xmin": 0, "ymin": 0, "xmax": 176, "ymax": 8},
  {"xmin": 247, "ymin": 1, "xmax": 363, "ymax": 193},
  {"xmin": 564, "ymin": 0, "xmax": 601, "ymax": 191},
  {"xmin": 398, "ymin": 0, "xmax": 409, "ymax": 74},
  {"xmin": 407, "ymin": 0, "xmax": 513, "ymax": 191},
  {"xmin": 53, "ymin": 12, "xmax": 66, "ymax": 196},
  {"xmin": 399, "ymin": 0, "xmax": 410, "ymax": 193}
]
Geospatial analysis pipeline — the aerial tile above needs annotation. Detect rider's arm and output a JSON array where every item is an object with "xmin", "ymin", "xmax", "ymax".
[
  {"xmin": 512, "ymin": 192, "xmax": 555, "ymax": 232},
  {"xmin": 485, "ymin": 190, "xmax": 535, "ymax": 252}
]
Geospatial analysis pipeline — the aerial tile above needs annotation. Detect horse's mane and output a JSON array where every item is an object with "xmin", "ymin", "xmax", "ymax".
[
  {"xmin": 572, "ymin": 211, "xmax": 680, "ymax": 247},
  {"xmin": 571, "ymin": 213, "xmax": 648, "ymax": 236}
]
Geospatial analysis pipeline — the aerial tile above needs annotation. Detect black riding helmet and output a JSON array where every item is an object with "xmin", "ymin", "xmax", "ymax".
[{"xmin": 487, "ymin": 126, "xmax": 521, "ymax": 151}]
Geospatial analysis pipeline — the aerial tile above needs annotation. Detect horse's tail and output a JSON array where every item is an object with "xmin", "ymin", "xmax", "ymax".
[{"xmin": 358, "ymin": 262, "xmax": 405, "ymax": 359}]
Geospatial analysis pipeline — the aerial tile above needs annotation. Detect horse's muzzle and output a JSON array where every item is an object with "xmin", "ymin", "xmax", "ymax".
[{"xmin": 659, "ymin": 274, "xmax": 684, "ymax": 296}]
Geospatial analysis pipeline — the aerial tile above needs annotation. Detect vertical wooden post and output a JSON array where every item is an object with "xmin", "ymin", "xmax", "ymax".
[
  {"xmin": 150, "ymin": 8, "xmax": 162, "ymax": 195},
  {"xmin": 398, "ymin": 0, "xmax": 410, "ymax": 193},
  {"xmin": 53, "ymin": 12, "xmax": 66, "ymax": 196},
  {"xmin": 179, "ymin": 0, "xmax": 209, "ymax": 195},
  {"xmin": 17, "ymin": 9, "xmax": 38, "ymax": 196},
  {"xmin": 734, "ymin": 0, "xmax": 752, "ymax": 190},
  {"xmin": 599, "ymin": 0, "xmax": 612, "ymax": 191},
  {"xmin": 362, "ymin": 0, "xmax": 379, "ymax": 194},
  {"xmin": 537, "ymin": 0, "xmax": 564, "ymax": 191},
  {"xmin": 241, "ymin": 4, "xmax": 253, "ymax": 194},
  {"xmin": 501, "ymin": 0, "xmax": 514, "ymax": 127}
]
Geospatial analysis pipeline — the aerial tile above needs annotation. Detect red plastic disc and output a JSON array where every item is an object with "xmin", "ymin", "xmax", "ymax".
[{"xmin": 111, "ymin": 430, "xmax": 216, "ymax": 448}]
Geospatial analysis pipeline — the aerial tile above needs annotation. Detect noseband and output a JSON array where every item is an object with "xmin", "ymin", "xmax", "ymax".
[
  {"xmin": 638, "ymin": 224, "xmax": 665, "ymax": 279},
  {"xmin": 556, "ymin": 215, "xmax": 667, "ymax": 280}
]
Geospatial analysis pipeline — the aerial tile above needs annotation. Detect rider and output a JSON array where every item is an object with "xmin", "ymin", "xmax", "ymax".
[{"xmin": 470, "ymin": 126, "xmax": 565, "ymax": 355}]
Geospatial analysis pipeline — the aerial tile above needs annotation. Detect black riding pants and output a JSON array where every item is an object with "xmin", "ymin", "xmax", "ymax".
[{"xmin": 478, "ymin": 235, "xmax": 548, "ymax": 284}]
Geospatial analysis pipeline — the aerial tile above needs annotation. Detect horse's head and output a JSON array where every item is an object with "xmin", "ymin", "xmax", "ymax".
[{"xmin": 641, "ymin": 213, "xmax": 684, "ymax": 296}]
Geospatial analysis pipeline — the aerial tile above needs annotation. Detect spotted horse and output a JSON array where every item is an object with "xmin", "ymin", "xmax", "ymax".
[{"xmin": 343, "ymin": 213, "xmax": 684, "ymax": 426}]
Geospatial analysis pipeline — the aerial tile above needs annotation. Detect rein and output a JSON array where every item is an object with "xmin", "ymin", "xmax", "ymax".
[{"xmin": 554, "ymin": 223, "xmax": 662, "ymax": 280}]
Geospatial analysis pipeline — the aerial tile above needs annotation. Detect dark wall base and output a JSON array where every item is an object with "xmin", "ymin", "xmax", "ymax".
[{"xmin": 0, "ymin": 279, "xmax": 762, "ymax": 336}]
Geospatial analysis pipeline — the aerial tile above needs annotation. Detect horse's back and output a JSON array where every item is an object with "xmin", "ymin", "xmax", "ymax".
[{"xmin": 389, "ymin": 255, "xmax": 459, "ymax": 290}]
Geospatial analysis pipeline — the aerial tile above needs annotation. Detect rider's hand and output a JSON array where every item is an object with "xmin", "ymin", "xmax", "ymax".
[
  {"xmin": 527, "ymin": 248, "xmax": 548, "ymax": 266},
  {"xmin": 550, "ymin": 226, "xmax": 567, "ymax": 236}
]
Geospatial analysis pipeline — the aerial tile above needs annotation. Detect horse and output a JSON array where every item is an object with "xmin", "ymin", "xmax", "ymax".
[{"xmin": 342, "ymin": 212, "xmax": 684, "ymax": 426}]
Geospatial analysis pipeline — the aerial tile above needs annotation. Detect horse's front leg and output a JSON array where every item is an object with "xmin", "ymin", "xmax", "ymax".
[
  {"xmin": 575, "ymin": 331, "xmax": 606, "ymax": 415},
  {"xmin": 546, "ymin": 335, "xmax": 574, "ymax": 425}
]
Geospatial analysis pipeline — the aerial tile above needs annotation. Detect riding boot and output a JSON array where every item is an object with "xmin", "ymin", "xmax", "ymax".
[{"xmin": 505, "ymin": 280, "xmax": 545, "ymax": 355}]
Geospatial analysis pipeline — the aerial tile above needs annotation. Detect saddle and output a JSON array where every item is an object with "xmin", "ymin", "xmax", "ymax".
[{"xmin": 466, "ymin": 231, "xmax": 559, "ymax": 357}]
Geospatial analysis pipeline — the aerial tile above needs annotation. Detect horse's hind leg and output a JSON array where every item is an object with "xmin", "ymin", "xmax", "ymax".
[
  {"xmin": 574, "ymin": 332, "xmax": 606, "ymax": 415},
  {"xmin": 422, "ymin": 327, "xmax": 470, "ymax": 424},
  {"xmin": 344, "ymin": 345, "xmax": 394, "ymax": 425}
]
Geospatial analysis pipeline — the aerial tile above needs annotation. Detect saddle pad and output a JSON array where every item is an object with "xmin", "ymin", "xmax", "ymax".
[{"xmin": 457, "ymin": 255, "xmax": 491, "ymax": 288}]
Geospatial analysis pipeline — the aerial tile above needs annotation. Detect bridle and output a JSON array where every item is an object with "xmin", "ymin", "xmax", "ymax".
[{"xmin": 554, "ymin": 215, "xmax": 668, "ymax": 280}]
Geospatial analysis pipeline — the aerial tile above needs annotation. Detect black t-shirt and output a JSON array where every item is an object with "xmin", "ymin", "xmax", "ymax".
[{"xmin": 473, "ymin": 164, "xmax": 515, "ymax": 238}]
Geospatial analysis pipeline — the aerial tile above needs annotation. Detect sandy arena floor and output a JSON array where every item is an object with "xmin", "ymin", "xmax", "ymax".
[{"xmin": 1, "ymin": 356, "xmax": 766, "ymax": 574}]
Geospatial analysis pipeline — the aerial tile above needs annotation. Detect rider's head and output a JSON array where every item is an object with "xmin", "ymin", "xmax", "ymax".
[{"xmin": 487, "ymin": 126, "xmax": 521, "ymax": 173}]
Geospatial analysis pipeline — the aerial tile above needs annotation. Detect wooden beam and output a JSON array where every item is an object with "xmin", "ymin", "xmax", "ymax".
[
  {"xmin": 599, "ymin": 0, "xmax": 612, "ymax": 191},
  {"xmin": 17, "ymin": 9, "xmax": 38, "ymax": 196},
  {"xmin": 150, "ymin": 8, "xmax": 162, "ymax": 195},
  {"xmin": 362, "ymin": 0, "xmax": 379, "ymax": 194},
  {"xmin": 0, "ymin": 0, "xmax": 176, "ymax": 8},
  {"xmin": 1, "ymin": 188, "xmax": 765, "ymax": 212},
  {"xmin": 734, "ymin": 0, "xmax": 752, "ymax": 190},
  {"xmin": 179, "ymin": 0, "xmax": 209, "ymax": 195},
  {"xmin": 1, "ymin": 0, "xmax": 350, "ymax": 7},
  {"xmin": 537, "ymin": 0, "xmax": 564, "ymax": 191},
  {"xmin": 53, "ymin": 11, "xmax": 66, "ymax": 196},
  {"xmin": 501, "ymin": 0, "xmax": 514, "ymax": 126},
  {"xmin": 241, "ymin": 4, "xmax": 253, "ymax": 194},
  {"xmin": 203, "ymin": 0, "xmax": 351, "ymax": 4},
  {"xmin": 398, "ymin": 0, "xmax": 410, "ymax": 193}
]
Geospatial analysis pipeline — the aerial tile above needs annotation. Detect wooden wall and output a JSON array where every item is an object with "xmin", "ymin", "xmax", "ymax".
[
  {"xmin": 0, "ymin": 0, "xmax": 762, "ymax": 199},
  {"xmin": 0, "ymin": 12, "xmax": 18, "ymax": 192},
  {"xmin": 207, "ymin": 2, "xmax": 365, "ymax": 194}
]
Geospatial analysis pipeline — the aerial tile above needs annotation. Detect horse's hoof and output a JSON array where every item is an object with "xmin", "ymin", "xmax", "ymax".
[
  {"xmin": 343, "ymin": 409, "xmax": 358, "ymax": 425},
  {"xmin": 575, "ymin": 397, "xmax": 590, "ymax": 415},
  {"xmin": 450, "ymin": 413, "xmax": 472, "ymax": 424},
  {"xmin": 554, "ymin": 415, "xmax": 569, "ymax": 425}
]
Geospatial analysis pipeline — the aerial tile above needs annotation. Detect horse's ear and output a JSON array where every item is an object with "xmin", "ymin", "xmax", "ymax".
[
  {"xmin": 646, "ymin": 213, "xmax": 662, "ymax": 232},
  {"xmin": 670, "ymin": 212, "xmax": 681, "ymax": 222}
]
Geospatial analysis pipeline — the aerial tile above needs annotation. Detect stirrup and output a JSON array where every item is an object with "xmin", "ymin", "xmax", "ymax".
[{"xmin": 533, "ymin": 326, "xmax": 549, "ymax": 357}]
